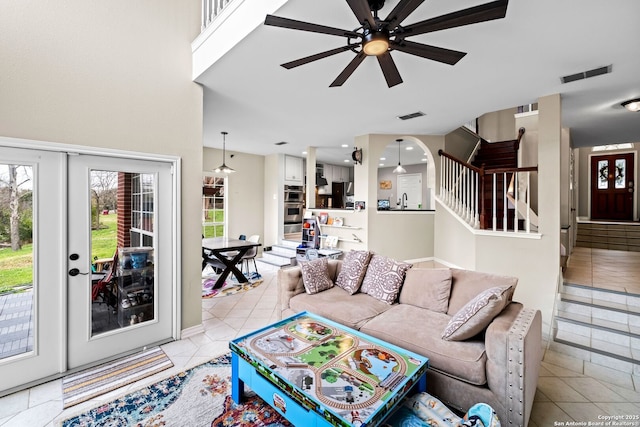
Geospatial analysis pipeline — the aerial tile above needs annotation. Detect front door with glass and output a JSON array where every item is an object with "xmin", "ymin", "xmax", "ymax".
[{"xmin": 591, "ymin": 153, "xmax": 635, "ymax": 221}]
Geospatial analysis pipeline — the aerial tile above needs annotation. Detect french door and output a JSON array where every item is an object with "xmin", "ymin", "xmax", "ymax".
[
  {"xmin": 0, "ymin": 145, "xmax": 177, "ymax": 394},
  {"xmin": 67, "ymin": 154, "xmax": 175, "ymax": 368},
  {"xmin": 591, "ymin": 153, "xmax": 635, "ymax": 221},
  {"xmin": 0, "ymin": 147, "xmax": 66, "ymax": 392}
]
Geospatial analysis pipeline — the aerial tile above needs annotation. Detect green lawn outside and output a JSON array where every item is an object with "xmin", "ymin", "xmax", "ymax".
[{"xmin": 0, "ymin": 213, "xmax": 118, "ymax": 294}]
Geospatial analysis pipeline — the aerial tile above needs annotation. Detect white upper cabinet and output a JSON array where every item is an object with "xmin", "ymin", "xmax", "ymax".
[
  {"xmin": 331, "ymin": 165, "xmax": 349, "ymax": 183},
  {"xmin": 284, "ymin": 155, "xmax": 303, "ymax": 184}
]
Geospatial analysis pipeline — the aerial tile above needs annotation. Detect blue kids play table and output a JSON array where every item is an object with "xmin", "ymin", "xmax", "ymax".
[{"xmin": 230, "ymin": 311, "xmax": 429, "ymax": 427}]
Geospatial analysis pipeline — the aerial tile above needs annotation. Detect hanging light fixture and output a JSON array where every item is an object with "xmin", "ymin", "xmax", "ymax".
[
  {"xmin": 214, "ymin": 131, "xmax": 235, "ymax": 174},
  {"xmin": 393, "ymin": 138, "xmax": 406, "ymax": 174}
]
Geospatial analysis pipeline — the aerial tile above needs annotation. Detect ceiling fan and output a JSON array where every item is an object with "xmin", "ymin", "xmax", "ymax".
[{"xmin": 264, "ymin": 0, "xmax": 508, "ymax": 88}]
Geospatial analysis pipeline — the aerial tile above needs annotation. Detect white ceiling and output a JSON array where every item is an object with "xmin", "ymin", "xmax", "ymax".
[{"xmin": 196, "ymin": 0, "xmax": 640, "ymax": 167}]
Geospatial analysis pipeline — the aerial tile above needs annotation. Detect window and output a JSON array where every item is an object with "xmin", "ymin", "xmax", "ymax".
[
  {"xmin": 130, "ymin": 173, "xmax": 154, "ymax": 247},
  {"xmin": 202, "ymin": 176, "xmax": 226, "ymax": 237},
  {"xmin": 592, "ymin": 143, "xmax": 633, "ymax": 152}
]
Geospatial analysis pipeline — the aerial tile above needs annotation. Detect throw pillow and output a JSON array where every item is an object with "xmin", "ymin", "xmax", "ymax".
[
  {"xmin": 299, "ymin": 257, "xmax": 333, "ymax": 295},
  {"xmin": 360, "ymin": 255, "xmax": 412, "ymax": 304},
  {"xmin": 335, "ymin": 250, "xmax": 372, "ymax": 295},
  {"xmin": 398, "ymin": 268, "xmax": 452, "ymax": 313},
  {"xmin": 442, "ymin": 286, "xmax": 513, "ymax": 341}
]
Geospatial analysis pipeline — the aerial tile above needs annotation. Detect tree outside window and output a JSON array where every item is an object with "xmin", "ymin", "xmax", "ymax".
[{"xmin": 202, "ymin": 176, "xmax": 226, "ymax": 238}]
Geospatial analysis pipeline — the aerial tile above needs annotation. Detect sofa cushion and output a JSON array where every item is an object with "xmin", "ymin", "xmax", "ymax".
[
  {"xmin": 447, "ymin": 269, "xmax": 518, "ymax": 316},
  {"xmin": 360, "ymin": 305, "xmax": 488, "ymax": 385},
  {"xmin": 299, "ymin": 258, "xmax": 333, "ymax": 295},
  {"xmin": 360, "ymin": 255, "xmax": 412, "ymax": 304},
  {"xmin": 335, "ymin": 250, "xmax": 372, "ymax": 295},
  {"xmin": 399, "ymin": 268, "xmax": 452, "ymax": 313},
  {"xmin": 289, "ymin": 287, "xmax": 393, "ymax": 330},
  {"xmin": 442, "ymin": 286, "xmax": 513, "ymax": 341}
]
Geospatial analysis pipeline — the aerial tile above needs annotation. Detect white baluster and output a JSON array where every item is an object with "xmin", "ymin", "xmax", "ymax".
[
  {"xmin": 514, "ymin": 172, "xmax": 518, "ymax": 232},
  {"xmin": 526, "ymin": 172, "xmax": 531, "ymax": 233},
  {"xmin": 473, "ymin": 170, "xmax": 480, "ymax": 228},
  {"xmin": 503, "ymin": 173, "xmax": 507, "ymax": 232},
  {"xmin": 492, "ymin": 174, "xmax": 497, "ymax": 231}
]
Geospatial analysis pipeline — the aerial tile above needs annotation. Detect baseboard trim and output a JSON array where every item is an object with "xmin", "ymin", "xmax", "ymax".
[{"xmin": 180, "ymin": 323, "xmax": 205, "ymax": 340}]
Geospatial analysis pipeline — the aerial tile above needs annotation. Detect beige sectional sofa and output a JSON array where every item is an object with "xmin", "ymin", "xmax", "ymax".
[{"xmin": 277, "ymin": 258, "xmax": 542, "ymax": 427}]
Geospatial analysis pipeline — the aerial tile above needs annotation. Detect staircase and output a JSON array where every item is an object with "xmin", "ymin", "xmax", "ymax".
[
  {"xmin": 576, "ymin": 221, "xmax": 640, "ymax": 252},
  {"xmin": 470, "ymin": 138, "xmax": 519, "ymax": 230},
  {"xmin": 551, "ymin": 282, "xmax": 640, "ymax": 387}
]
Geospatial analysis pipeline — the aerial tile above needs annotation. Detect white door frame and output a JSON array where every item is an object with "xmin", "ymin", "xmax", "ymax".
[{"xmin": 0, "ymin": 136, "xmax": 181, "ymax": 390}]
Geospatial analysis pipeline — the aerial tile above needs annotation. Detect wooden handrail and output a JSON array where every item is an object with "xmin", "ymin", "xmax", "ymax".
[
  {"xmin": 438, "ymin": 149, "xmax": 483, "ymax": 174},
  {"xmin": 485, "ymin": 166, "xmax": 538, "ymax": 174}
]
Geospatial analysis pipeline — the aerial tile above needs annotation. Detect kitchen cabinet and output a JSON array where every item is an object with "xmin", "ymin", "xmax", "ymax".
[
  {"xmin": 284, "ymin": 155, "xmax": 303, "ymax": 185},
  {"xmin": 331, "ymin": 165, "xmax": 349, "ymax": 183}
]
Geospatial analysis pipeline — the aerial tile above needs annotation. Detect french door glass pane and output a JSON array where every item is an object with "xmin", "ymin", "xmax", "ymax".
[
  {"xmin": 615, "ymin": 159, "xmax": 626, "ymax": 189},
  {"xmin": 0, "ymin": 164, "xmax": 34, "ymax": 360},
  {"xmin": 597, "ymin": 160, "xmax": 608, "ymax": 189},
  {"xmin": 90, "ymin": 170, "xmax": 155, "ymax": 336}
]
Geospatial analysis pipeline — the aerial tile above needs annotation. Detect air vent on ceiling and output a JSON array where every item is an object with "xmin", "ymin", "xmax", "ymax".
[
  {"xmin": 397, "ymin": 111, "xmax": 426, "ymax": 120},
  {"xmin": 561, "ymin": 65, "xmax": 612, "ymax": 84},
  {"xmin": 274, "ymin": 141, "xmax": 288, "ymax": 146}
]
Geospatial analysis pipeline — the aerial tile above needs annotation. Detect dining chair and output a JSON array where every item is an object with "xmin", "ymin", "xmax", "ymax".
[{"xmin": 239, "ymin": 234, "xmax": 260, "ymax": 276}]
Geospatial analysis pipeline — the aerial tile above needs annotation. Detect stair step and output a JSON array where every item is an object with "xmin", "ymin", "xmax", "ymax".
[
  {"xmin": 271, "ymin": 244, "xmax": 297, "ymax": 257},
  {"xmin": 552, "ymin": 335, "xmax": 639, "ymax": 366},
  {"xmin": 259, "ymin": 252, "xmax": 295, "ymax": 267}
]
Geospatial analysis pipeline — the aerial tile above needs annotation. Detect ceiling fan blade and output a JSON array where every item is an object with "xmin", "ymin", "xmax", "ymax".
[
  {"xmin": 391, "ymin": 40, "xmax": 466, "ymax": 65},
  {"xmin": 402, "ymin": 0, "xmax": 508, "ymax": 36},
  {"xmin": 330, "ymin": 51, "xmax": 367, "ymax": 87},
  {"xmin": 345, "ymin": 0, "xmax": 376, "ymax": 29},
  {"xmin": 376, "ymin": 52, "xmax": 403, "ymax": 87},
  {"xmin": 281, "ymin": 46, "xmax": 355, "ymax": 69},
  {"xmin": 385, "ymin": 0, "xmax": 427, "ymax": 28},
  {"xmin": 265, "ymin": 15, "xmax": 358, "ymax": 38}
]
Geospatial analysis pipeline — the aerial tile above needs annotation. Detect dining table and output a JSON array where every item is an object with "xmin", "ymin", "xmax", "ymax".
[{"xmin": 202, "ymin": 237, "xmax": 262, "ymax": 289}]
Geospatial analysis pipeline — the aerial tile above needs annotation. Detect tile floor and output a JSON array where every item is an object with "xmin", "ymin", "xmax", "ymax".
[{"xmin": 1, "ymin": 261, "xmax": 639, "ymax": 426}]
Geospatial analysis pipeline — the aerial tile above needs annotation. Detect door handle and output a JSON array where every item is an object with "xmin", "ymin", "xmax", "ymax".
[{"xmin": 68, "ymin": 268, "xmax": 89, "ymax": 276}]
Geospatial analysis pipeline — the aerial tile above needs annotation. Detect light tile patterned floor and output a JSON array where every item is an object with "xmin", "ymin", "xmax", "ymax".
[{"xmin": 1, "ymin": 260, "xmax": 639, "ymax": 426}]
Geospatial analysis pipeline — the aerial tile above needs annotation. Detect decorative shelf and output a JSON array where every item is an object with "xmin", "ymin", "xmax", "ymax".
[{"xmin": 320, "ymin": 225, "xmax": 361, "ymax": 230}]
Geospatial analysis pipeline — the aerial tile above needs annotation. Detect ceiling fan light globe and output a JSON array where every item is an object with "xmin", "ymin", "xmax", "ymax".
[
  {"xmin": 622, "ymin": 99, "xmax": 640, "ymax": 112},
  {"xmin": 363, "ymin": 32, "xmax": 389, "ymax": 56}
]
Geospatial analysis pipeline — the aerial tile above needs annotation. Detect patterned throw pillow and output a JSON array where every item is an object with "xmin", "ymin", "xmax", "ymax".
[
  {"xmin": 442, "ymin": 286, "xmax": 513, "ymax": 341},
  {"xmin": 299, "ymin": 257, "xmax": 334, "ymax": 295},
  {"xmin": 360, "ymin": 255, "xmax": 412, "ymax": 304},
  {"xmin": 335, "ymin": 250, "xmax": 372, "ymax": 295}
]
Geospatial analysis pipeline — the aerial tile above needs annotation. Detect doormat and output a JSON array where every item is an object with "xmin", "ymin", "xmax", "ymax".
[
  {"xmin": 62, "ymin": 346, "xmax": 173, "ymax": 409},
  {"xmin": 59, "ymin": 353, "xmax": 291, "ymax": 427},
  {"xmin": 202, "ymin": 272, "xmax": 263, "ymax": 299}
]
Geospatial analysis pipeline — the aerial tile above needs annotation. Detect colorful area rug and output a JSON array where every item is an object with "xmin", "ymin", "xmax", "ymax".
[
  {"xmin": 60, "ymin": 354, "xmax": 291, "ymax": 427},
  {"xmin": 202, "ymin": 271, "xmax": 263, "ymax": 299},
  {"xmin": 62, "ymin": 346, "xmax": 173, "ymax": 409}
]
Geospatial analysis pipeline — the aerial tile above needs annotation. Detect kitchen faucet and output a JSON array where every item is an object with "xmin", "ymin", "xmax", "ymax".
[{"xmin": 401, "ymin": 193, "xmax": 407, "ymax": 210}]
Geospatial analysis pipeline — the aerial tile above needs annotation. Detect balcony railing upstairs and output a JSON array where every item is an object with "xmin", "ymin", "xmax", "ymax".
[
  {"xmin": 439, "ymin": 150, "xmax": 539, "ymax": 233},
  {"xmin": 202, "ymin": 0, "xmax": 234, "ymax": 31}
]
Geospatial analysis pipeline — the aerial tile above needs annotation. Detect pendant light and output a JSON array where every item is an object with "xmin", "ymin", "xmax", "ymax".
[
  {"xmin": 214, "ymin": 131, "xmax": 235, "ymax": 174},
  {"xmin": 393, "ymin": 138, "xmax": 406, "ymax": 174}
]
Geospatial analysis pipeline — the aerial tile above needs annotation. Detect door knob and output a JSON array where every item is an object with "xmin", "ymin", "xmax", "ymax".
[{"xmin": 69, "ymin": 253, "xmax": 79, "ymax": 260}]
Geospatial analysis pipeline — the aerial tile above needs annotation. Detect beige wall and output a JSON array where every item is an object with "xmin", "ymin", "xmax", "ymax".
[
  {"xmin": 478, "ymin": 107, "xmax": 518, "ymax": 142},
  {"xmin": 0, "ymin": 0, "xmax": 204, "ymax": 330},
  {"xmin": 203, "ymin": 148, "xmax": 265, "ymax": 251}
]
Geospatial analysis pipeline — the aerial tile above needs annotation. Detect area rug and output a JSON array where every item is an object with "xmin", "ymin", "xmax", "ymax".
[
  {"xmin": 60, "ymin": 353, "xmax": 291, "ymax": 427},
  {"xmin": 62, "ymin": 346, "xmax": 173, "ymax": 409},
  {"xmin": 202, "ymin": 272, "xmax": 264, "ymax": 299}
]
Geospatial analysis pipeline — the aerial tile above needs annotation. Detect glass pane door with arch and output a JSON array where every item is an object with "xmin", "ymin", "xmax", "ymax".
[
  {"xmin": 0, "ymin": 147, "xmax": 65, "ymax": 394},
  {"xmin": 67, "ymin": 154, "xmax": 176, "ymax": 369}
]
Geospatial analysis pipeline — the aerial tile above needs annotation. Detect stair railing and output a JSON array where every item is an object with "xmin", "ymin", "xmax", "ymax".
[
  {"xmin": 439, "ymin": 150, "xmax": 482, "ymax": 229},
  {"xmin": 201, "ymin": 0, "xmax": 234, "ymax": 31},
  {"xmin": 439, "ymin": 150, "xmax": 538, "ymax": 233}
]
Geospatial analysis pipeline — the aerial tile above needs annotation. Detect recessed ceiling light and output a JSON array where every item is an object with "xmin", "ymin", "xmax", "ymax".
[
  {"xmin": 380, "ymin": 157, "xmax": 386, "ymax": 160},
  {"xmin": 622, "ymin": 98, "xmax": 640, "ymax": 112},
  {"xmin": 344, "ymin": 159, "xmax": 350, "ymax": 163},
  {"xmin": 421, "ymin": 158, "xmax": 427, "ymax": 162},
  {"xmin": 302, "ymin": 151, "xmax": 307, "ymax": 155},
  {"xmin": 379, "ymin": 163, "xmax": 385, "ymax": 167},
  {"xmin": 341, "ymin": 144, "xmax": 349, "ymax": 148},
  {"xmin": 406, "ymin": 147, "xmax": 414, "ymax": 151}
]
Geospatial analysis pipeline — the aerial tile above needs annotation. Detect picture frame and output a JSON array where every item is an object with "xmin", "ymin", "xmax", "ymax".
[
  {"xmin": 318, "ymin": 212, "xmax": 328, "ymax": 224},
  {"xmin": 325, "ymin": 235, "xmax": 338, "ymax": 248},
  {"xmin": 355, "ymin": 201, "xmax": 366, "ymax": 211},
  {"xmin": 333, "ymin": 217, "xmax": 343, "ymax": 227},
  {"xmin": 380, "ymin": 180, "xmax": 392, "ymax": 190}
]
